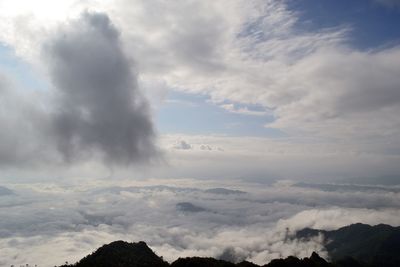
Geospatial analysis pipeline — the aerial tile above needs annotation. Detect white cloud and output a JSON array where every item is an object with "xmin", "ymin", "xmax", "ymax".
[
  {"xmin": 0, "ymin": 1, "xmax": 399, "ymax": 143},
  {"xmin": 220, "ymin": 103, "xmax": 269, "ymax": 116},
  {"xmin": 0, "ymin": 0, "xmax": 399, "ymax": 177},
  {"xmin": 1, "ymin": 180, "xmax": 400, "ymax": 266},
  {"xmin": 158, "ymin": 134, "xmax": 400, "ymax": 181},
  {"xmin": 172, "ymin": 140, "xmax": 192, "ymax": 150},
  {"xmin": 278, "ymin": 208, "xmax": 400, "ymax": 233}
]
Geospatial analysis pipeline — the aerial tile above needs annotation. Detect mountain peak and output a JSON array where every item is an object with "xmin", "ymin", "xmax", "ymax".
[
  {"xmin": 62, "ymin": 240, "xmax": 169, "ymax": 267},
  {"xmin": 310, "ymin": 251, "xmax": 328, "ymax": 265}
]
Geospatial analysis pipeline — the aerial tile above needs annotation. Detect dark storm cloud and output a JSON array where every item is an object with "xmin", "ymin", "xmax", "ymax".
[{"xmin": 45, "ymin": 12, "xmax": 156, "ymax": 164}]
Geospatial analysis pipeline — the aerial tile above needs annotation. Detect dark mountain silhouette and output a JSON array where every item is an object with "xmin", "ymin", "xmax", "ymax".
[
  {"xmin": 266, "ymin": 252, "xmax": 331, "ymax": 267},
  {"xmin": 58, "ymin": 241, "xmax": 169, "ymax": 267},
  {"xmin": 236, "ymin": 261, "xmax": 260, "ymax": 267},
  {"xmin": 57, "ymin": 223, "xmax": 400, "ymax": 267},
  {"xmin": 56, "ymin": 240, "xmax": 366, "ymax": 267},
  {"xmin": 171, "ymin": 257, "xmax": 236, "ymax": 267},
  {"xmin": 296, "ymin": 223, "xmax": 400, "ymax": 267}
]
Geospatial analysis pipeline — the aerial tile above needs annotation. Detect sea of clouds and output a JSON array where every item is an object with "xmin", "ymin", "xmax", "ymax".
[{"xmin": 1, "ymin": 179, "xmax": 400, "ymax": 266}]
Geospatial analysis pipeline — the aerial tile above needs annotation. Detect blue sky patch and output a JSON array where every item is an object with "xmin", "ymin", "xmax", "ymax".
[
  {"xmin": 156, "ymin": 91, "xmax": 283, "ymax": 137},
  {"xmin": 287, "ymin": 0, "xmax": 400, "ymax": 50}
]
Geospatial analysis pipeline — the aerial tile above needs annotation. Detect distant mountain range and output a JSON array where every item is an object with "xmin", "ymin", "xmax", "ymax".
[
  {"xmin": 58, "ymin": 223, "xmax": 400, "ymax": 267},
  {"xmin": 58, "ymin": 241, "xmax": 338, "ymax": 267},
  {"xmin": 297, "ymin": 223, "xmax": 400, "ymax": 267}
]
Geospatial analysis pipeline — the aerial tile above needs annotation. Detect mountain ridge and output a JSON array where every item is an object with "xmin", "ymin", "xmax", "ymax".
[
  {"xmin": 58, "ymin": 241, "xmax": 340, "ymax": 267},
  {"xmin": 296, "ymin": 223, "xmax": 400, "ymax": 267},
  {"xmin": 57, "ymin": 223, "xmax": 400, "ymax": 267}
]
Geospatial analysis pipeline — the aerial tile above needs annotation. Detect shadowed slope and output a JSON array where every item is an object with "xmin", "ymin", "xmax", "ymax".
[
  {"xmin": 59, "ymin": 241, "xmax": 168, "ymax": 267},
  {"xmin": 297, "ymin": 223, "xmax": 400, "ymax": 267}
]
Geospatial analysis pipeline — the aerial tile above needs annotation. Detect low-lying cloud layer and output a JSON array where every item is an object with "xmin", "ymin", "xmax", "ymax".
[{"xmin": 1, "ymin": 180, "xmax": 400, "ymax": 266}]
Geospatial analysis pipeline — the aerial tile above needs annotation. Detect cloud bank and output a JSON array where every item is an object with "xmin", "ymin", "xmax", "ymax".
[{"xmin": 1, "ymin": 180, "xmax": 400, "ymax": 266}]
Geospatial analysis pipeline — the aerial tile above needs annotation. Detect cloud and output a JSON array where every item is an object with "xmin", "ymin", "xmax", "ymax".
[
  {"xmin": 1, "ymin": 180, "xmax": 400, "ymax": 266},
  {"xmin": 45, "ymin": 12, "xmax": 157, "ymax": 164},
  {"xmin": 199, "ymin": 144, "xmax": 213, "ymax": 151},
  {"xmin": 0, "ymin": 1, "xmax": 399, "ymax": 179},
  {"xmin": 220, "ymin": 103, "xmax": 269, "ymax": 116},
  {"xmin": 0, "ymin": 12, "xmax": 157, "ymax": 168},
  {"xmin": 158, "ymin": 134, "xmax": 400, "ymax": 182},
  {"xmin": 172, "ymin": 140, "xmax": 192, "ymax": 150},
  {"xmin": 0, "ymin": 71, "xmax": 55, "ymax": 168},
  {"xmin": 0, "ymin": 1, "xmax": 399, "ymax": 140},
  {"xmin": 278, "ymin": 208, "xmax": 400, "ymax": 233},
  {"xmin": 170, "ymin": 139, "xmax": 224, "ymax": 152},
  {"xmin": 0, "ymin": 186, "xmax": 14, "ymax": 196},
  {"xmin": 103, "ymin": 0, "xmax": 400, "ymax": 150}
]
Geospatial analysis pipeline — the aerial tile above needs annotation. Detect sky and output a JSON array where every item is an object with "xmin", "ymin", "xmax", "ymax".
[
  {"xmin": 0, "ymin": 0, "xmax": 400, "ymax": 182},
  {"xmin": 1, "ymin": 0, "xmax": 400, "ymax": 266}
]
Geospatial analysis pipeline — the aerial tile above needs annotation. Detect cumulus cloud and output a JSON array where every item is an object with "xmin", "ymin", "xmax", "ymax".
[
  {"xmin": 0, "ymin": 12, "xmax": 157, "ymax": 168},
  {"xmin": 172, "ymin": 140, "xmax": 192, "ymax": 150},
  {"xmin": 45, "ymin": 12, "xmax": 156, "ymax": 164}
]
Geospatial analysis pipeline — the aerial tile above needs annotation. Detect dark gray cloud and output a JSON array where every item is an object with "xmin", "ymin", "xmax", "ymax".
[
  {"xmin": 45, "ymin": 12, "xmax": 156, "ymax": 164},
  {"xmin": 0, "ymin": 12, "xmax": 157, "ymax": 168}
]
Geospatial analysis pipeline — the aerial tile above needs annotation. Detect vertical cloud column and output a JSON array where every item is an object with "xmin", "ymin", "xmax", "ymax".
[{"xmin": 45, "ymin": 12, "xmax": 157, "ymax": 165}]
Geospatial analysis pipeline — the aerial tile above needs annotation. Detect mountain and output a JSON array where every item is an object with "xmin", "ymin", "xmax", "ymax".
[
  {"xmin": 0, "ymin": 186, "xmax": 14, "ymax": 196},
  {"xmin": 296, "ymin": 223, "xmax": 400, "ymax": 267},
  {"xmin": 176, "ymin": 202, "xmax": 207, "ymax": 213},
  {"xmin": 171, "ymin": 257, "xmax": 236, "ymax": 267},
  {"xmin": 205, "ymin": 188, "xmax": 246, "ymax": 195},
  {"xmin": 266, "ymin": 252, "xmax": 332, "ymax": 267},
  {"xmin": 57, "ymin": 241, "xmax": 358, "ymax": 267},
  {"xmin": 293, "ymin": 182, "xmax": 400, "ymax": 193},
  {"xmin": 58, "ymin": 241, "xmax": 169, "ymax": 267},
  {"xmin": 59, "ymin": 223, "xmax": 400, "ymax": 267}
]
